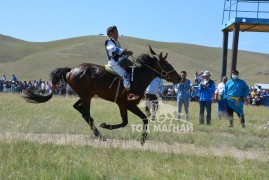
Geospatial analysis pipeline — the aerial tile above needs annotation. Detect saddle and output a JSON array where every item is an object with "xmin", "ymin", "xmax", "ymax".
[
  {"xmin": 104, "ymin": 64, "xmax": 136, "ymax": 81},
  {"xmin": 91, "ymin": 65, "xmax": 120, "ymax": 79}
]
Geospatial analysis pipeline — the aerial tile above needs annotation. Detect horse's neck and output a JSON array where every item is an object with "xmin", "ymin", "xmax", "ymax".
[
  {"xmin": 144, "ymin": 72, "xmax": 157, "ymax": 88},
  {"xmin": 135, "ymin": 67, "xmax": 158, "ymax": 92}
]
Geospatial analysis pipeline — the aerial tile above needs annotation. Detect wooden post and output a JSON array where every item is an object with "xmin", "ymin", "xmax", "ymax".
[
  {"xmin": 230, "ymin": 23, "xmax": 240, "ymax": 78},
  {"xmin": 221, "ymin": 30, "xmax": 229, "ymax": 81}
]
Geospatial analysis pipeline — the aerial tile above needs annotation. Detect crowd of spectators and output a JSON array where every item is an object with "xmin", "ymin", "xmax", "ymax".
[
  {"xmin": 0, "ymin": 74, "xmax": 74, "ymax": 96},
  {"xmin": 248, "ymin": 86, "xmax": 269, "ymax": 106},
  {"xmin": 1, "ymin": 73, "xmax": 269, "ymax": 106},
  {"xmin": 160, "ymin": 72, "xmax": 269, "ymax": 107}
]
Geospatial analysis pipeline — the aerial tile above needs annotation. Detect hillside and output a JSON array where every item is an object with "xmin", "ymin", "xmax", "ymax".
[{"xmin": 0, "ymin": 34, "xmax": 269, "ymax": 85}]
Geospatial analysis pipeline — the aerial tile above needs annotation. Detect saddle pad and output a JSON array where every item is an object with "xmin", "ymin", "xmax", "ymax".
[{"xmin": 104, "ymin": 64, "xmax": 119, "ymax": 76}]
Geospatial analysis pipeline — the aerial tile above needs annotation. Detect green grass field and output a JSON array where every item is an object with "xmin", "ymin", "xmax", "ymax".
[{"xmin": 0, "ymin": 93, "xmax": 268, "ymax": 179}]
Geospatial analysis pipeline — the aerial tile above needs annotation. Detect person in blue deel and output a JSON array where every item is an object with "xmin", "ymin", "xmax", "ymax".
[{"xmin": 223, "ymin": 70, "xmax": 250, "ymax": 128}]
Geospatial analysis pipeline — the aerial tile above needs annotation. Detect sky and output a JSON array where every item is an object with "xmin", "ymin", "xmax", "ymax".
[{"xmin": 1, "ymin": 0, "xmax": 269, "ymax": 54}]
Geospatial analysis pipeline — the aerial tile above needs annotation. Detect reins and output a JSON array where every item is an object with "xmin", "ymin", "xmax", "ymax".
[{"xmin": 130, "ymin": 55, "xmax": 175, "ymax": 80}]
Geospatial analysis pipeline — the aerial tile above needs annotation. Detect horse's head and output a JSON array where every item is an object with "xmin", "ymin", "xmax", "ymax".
[{"xmin": 137, "ymin": 46, "xmax": 181, "ymax": 84}]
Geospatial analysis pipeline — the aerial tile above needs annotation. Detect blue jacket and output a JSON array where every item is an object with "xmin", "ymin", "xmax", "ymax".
[
  {"xmin": 176, "ymin": 79, "xmax": 191, "ymax": 100},
  {"xmin": 198, "ymin": 79, "xmax": 215, "ymax": 101},
  {"xmin": 12, "ymin": 75, "xmax": 17, "ymax": 82}
]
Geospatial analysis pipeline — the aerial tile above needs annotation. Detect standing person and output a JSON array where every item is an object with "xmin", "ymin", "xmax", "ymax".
[
  {"xmin": 12, "ymin": 73, "xmax": 17, "ymax": 82},
  {"xmin": 194, "ymin": 71, "xmax": 204, "ymax": 85},
  {"xmin": 214, "ymin": 76, "xmax": 228, "ymax": 119},
  {"xmin": 105, "ymin": 25, "xmax": 139, "ymax": 101},
  {"xmin": 250, "ymin": 88, "xmax": 257, "ymax": 105},
  {"xmin": 257, "ymin": 85, "xmax": 262, "ymax": 94},
  {"xmin": 145, "ymin": 77, "xmax": 164, "ymax": 121},
  {"xmin": 190, "ymin": 86, "xmax": 197, "ymax": 102},
  {"xmin": 223, "ymin": 70, "xmax": 250, "ymax": 128},
  {"xmin": 0, "ymin": 82, "xmax": 3, "ymax": 92},
  {"xmin": 45, "ymin": 82, "xmax": 51, "ymax": 95},
  {"xmin": 198, "ymin": 70, "xmax": 215, "ymax": 125},
  {"xmin": 41, "ymin": 81, "xmax": 46, "ymax": 94},
  {"xmin": 175, "ymin": 71, "xmax": 191, "ymax": 121},
  {"xmin": 165, "ymin": 86, "xmax": 176, "ymax": 101},
  {"xmin": 1, "ymin": 74, "xmax": 6, "ymax": 81}
]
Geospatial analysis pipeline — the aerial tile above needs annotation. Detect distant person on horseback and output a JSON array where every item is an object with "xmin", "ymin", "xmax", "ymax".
[{"xmin": 105, "ymin": 25, "xmax": 139, "ymax": 101}]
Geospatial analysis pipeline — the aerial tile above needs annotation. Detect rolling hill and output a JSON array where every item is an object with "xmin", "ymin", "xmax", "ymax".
[{"xmin": 0, "ymin": 34, "xmax": 268, "ymax": 86}]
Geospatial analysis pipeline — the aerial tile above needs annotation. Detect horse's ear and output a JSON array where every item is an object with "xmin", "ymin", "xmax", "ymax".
[
  {"xmin": 148, "ymin": 45, "xmax": 157, "ymax": 56},
  {"xmin": 163, "ymin": 53, "xmax": 168, "ymax": 60},
  {"xmin": 147, "ymin": 52, "xmax": 153, "ymax": 59},
  {"xmin": 159, "ymin": 52, "xmax": 163, "ymax": 61}
]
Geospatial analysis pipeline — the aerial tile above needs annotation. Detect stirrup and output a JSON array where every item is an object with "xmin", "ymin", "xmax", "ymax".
[{"xmin": 127, "ymin": 93, "xmax": 139, "ymax": 101}]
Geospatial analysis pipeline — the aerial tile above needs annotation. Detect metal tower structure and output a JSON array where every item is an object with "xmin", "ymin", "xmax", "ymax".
[{"xmin": 221, "ymin": 0, "xmax": 269, "ymax": 79}]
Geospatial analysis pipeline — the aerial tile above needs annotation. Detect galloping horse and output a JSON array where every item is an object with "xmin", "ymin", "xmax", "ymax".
[{"xmin": 23, "ymin": 46, "xmax": 181, "ymax": 145}]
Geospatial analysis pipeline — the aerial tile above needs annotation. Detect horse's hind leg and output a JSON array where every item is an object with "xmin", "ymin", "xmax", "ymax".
[
  {"xmin": 79, "ymin": 97, "xmax": 103, "ymax": 140},
  {"xmin": 73, "ymin": 99, "xmax": 83, "ymax": 114}
]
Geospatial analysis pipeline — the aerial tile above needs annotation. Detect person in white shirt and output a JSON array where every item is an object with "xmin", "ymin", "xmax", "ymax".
[
  {"xmin": 45, "ymin": 82, "xmax": 51, "ymax": 95},
  {"xmin": 105, "ymin": 25, "xmax": 139, "ymax": 101},
  {"xmin": 214, "ymin": 76, "xmax": 228, "ymax": 119},
  {"xmin": 1, "ymin": 74, "xmax": 6, "ymax": 81},
  {"xmin": 41, "ymin": 81, "xmax": 46, "ymax": 93},
  {"xmin": 145, "ymin": 77, "xmax": 164, "ymax": 121}
]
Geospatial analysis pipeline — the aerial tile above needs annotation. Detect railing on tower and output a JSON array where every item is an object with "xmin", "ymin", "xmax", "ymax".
[{"xmin": 222, "ymin": 0, "xmax": 269, "ymax": 26}]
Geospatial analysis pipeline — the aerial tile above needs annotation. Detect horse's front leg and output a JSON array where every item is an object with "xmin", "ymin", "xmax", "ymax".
[
  {"xmin": 100, "ymin": 105, "xmax": 128, "ymax": 130},
  {"xmin": 127, "ymin": 103, "xmax": 148, "ymax": 145}
]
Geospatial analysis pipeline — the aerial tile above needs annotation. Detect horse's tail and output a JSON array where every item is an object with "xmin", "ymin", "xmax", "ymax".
[
  {"xmin": 50, "ymin": 67, "xmax": 71, "ymax": 85},
  {"xmin": 23, "ymin": 67, "xmax": 71, "ymax": 103}
]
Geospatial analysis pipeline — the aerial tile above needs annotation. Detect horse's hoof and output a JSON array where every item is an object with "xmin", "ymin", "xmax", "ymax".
[
  {"xmin": 99, "ymin": 123, "xmax": 107, "ymax": 128},
  {"xmin": 140, "ymin": 132, "xmax": 147, "ymax": 146},
  {"xmin": 99, "ymin": 136, "xmax": 107, "ymax": 141},
  {"xmin": 99, "ymin": 123, "xmax": 112, "ymax": 130}
]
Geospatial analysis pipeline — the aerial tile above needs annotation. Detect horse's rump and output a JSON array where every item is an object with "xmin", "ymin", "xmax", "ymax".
[{"xmin": 67, "ymin": 63, "xmax": 126, "ymax": 102}]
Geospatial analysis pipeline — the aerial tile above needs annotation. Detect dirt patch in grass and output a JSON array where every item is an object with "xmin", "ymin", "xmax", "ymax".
[{"xmin": 1, "ymin": 132, "xmax": 268, "ymax": 162}]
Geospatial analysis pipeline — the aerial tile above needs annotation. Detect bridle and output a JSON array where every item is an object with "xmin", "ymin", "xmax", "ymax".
[{"xmin": 131, "ymin": 55, "xmax": 176, "ymax": 81}]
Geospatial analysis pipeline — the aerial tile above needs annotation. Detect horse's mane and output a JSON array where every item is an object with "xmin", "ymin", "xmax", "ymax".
[
  {"xmin": 135, "ymin": 53, "xmax": 157, "ymax": 67},
  {"xmin": 124, "ymin": 54, "xmax": 154, "ymax": 72}
]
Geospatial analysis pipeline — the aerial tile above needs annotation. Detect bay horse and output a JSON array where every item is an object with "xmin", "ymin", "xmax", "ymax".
[{"xmin": 23, "ymin": 46, "xmax": 181, "ymax": 145}]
